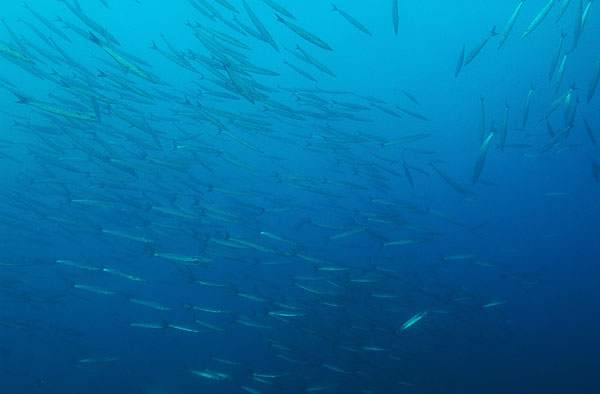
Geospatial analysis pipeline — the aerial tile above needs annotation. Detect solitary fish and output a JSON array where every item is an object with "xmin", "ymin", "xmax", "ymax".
[
  {"xmin": 399, "ymin": 310, "xmax": 428, "ymax": 331},
  {"xmin": 549, "ymin": 31, "xmax": 567, "ymax": 81},
  {"xmin": 402, "ymin": 158, "xmax": 414, "ymax": 187},
  {"xmin": 472, "ymin": 132, "xmax": 495, "ymax": 184},
  {"xmin": 588, "ymin": 54, "xmax": 600, "ymax": 103},
  {"xmin": 89, "ymin": 32, "xmax": 154, "ymax": 82},
  {"xmin": 331, "ymin": 4, "xmax": 372, "ymax": 36},
  {"xmin": 522, "ymin": 0, "xmax": 557, "ymax": 38},
  {"xmin": 582, "ymin": 115, "xmax": 597, "ymax": 145},
  {"xmin": 275, "ymin": 14, "xmax": 332, "ymax": 51},
  {"xmin": 243, "ymin": 0, "xmax": 279, "ymax": 52},
  {"xmin": 592, "ymin": 158, "xmax": 600, "ymax": 182},
  {"xmin": 556, "ymin": 0, "xmax": 572, "ymax": 23},
  {"xmin": 464, "ymin": 26, "xmax": 498, "ymax": 67},
  {"xmin": 0, "ymin": 41, "xmax": 35, "ymax": 64},
  {"xmin": 455, "ymin": 44, "xmax": 465, "ymax": 77},
  {"xmin": 261, "ymin": 0, "xmax": 296, "ymax": 20},
  {"xmin": 522, "ymin": 86, "xmax": 535, "ymax": 126},
  {"xmin": 429, "ymin": 163, "xmax": 472, "ymax": 197},
  {"xmin": 14, "ymin": 93, "xmax": 97, "ymax": 121},
  {"xmin": 498, "ymin": 0, "xmax": 526, "ymax": 49}
]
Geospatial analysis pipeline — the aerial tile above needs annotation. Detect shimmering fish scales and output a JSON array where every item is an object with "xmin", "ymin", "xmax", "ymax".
[{"xmin": 399, "ymin": 310, "xmax": 428, "ymax": 331}]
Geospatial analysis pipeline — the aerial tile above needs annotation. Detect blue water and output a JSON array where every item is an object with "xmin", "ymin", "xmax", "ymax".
[{"xmin": 1, "ymin": 1, "xmax": 599, "ymax": 393}]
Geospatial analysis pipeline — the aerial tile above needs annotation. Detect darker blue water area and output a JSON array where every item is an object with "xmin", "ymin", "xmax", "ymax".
[{"xmin": 0, "ymin": 1, "xmax": 599, "ymax": 393}]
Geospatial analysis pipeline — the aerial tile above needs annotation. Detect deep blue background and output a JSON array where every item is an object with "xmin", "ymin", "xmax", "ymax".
[{"xmin": 1, "ymin": 1, "xmax": 599, "ymax": 393}]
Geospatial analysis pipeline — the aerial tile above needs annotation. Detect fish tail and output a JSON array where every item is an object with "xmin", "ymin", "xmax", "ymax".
[
  {"xmin": 89, "ymin": 31, "xmax": 101, "ymax": 45},
  {"xmin": 13, "ymin": 92, "xmax": 29, "ymax": 103}
]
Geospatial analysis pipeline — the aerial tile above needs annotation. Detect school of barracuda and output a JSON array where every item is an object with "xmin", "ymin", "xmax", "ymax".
[{"xmin": 0, "ymin": 0, "xmax": 598, "ymax": 393}]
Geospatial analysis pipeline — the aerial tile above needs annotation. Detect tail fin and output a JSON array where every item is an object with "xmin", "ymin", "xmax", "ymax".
[
  {"xmin": 13, "ymin": 92, "xmax": 29, "ymax": 104},
  {"xmin": 89, "ymin": 31, "xmax": 101, "ymax": 45}
]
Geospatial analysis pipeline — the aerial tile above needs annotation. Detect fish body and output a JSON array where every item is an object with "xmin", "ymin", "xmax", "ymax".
[
  {"xmin": 498, "ymin": 0, "xmax": 526, "ymax": 49},
  {"xmin": 472, "ymin": 132, "xmax": 495, "ymax": 184},
  {"xmin": 464, "ymin": 26, "xmax": 498, "ymax": 67},
  {"xmin": 89, "ymin": 32, "xmax": 154, "ymax": 82},
  {"xmin": 522, "ymin": 0, "xmax": 557, "ymax": 38},
  {"xmin": 275, "ymin": 14, "xmax": 332, "ymax": 51},
  {"xmin": 331, "ymin": 4, "xmax": 372, "ymax": 36}
]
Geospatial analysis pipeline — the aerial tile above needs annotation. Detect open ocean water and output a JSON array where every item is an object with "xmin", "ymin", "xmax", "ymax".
[{"xmin": 0, "ymin": 1, "xmax": 599, "ymax": 393}]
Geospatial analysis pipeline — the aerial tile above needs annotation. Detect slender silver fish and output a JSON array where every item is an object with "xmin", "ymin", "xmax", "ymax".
[
  {"xmin": 472, "ymin": 132, "xmax": 495, "ymax": 184},
  {"xmin": 464, "ymin": 26, "xmax": 498, "ymax": 67},
  {"xmin": 498, "ymin": 0, "xmax": 526, "ymax": 49}
]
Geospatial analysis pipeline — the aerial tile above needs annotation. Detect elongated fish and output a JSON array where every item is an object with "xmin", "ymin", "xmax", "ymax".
[
  {"xmin": 331, "ymin": 4, "xmax": 372, "ymax": 36},
  {"xmin": 402, "ymin": 158, "xmax": 414, "ymax": 187},
  {"xmin": 455, "ymin": 44, "xmax": 465, "ymax": 77},
  {"xmin": 464, "ymin": 26, "xmax": 498, "ymax": 67},
  {"xmin": 275, "ymin": 14, "xmax": 332, "ymax": 51},
  {"xmin": 592, "ymin": 158, "xmax": 600, "ymax": 182},
  {"xmin": 0, "ymin": 41, "xmax": 35, "ymax": 64},
  {"xmin": 522, "ymin": 0, "xmax": 557, "ymax": 38},
  {"xmin": 498, "ymin": 0, "xmax": 526, "ymax": 49},
  {"xmin": 382, "ymin": 134, "xmax": 431, "ymax": 146},
  {"xmin": 89, "ymin": 32, "xmax": 154, "ymax": 82},
  {"xmin": 399, "ymin": 310, "xmax": 428, "ymax": 331},
  {"xmin": 395, "ymin": 105, "xmax": 429, "ymax": 121},
  {"xmin": 555, "ymin": 53, "xmax": 568, "ymax": 92},
  {"xmin": 588, "ymin": 54, "xmax": 600, "ymax": 103},
  {"xmin": 294, "ymin": 45, "xmax": 336, "ymax": 77},
  {"xmin": 582, "ymin": 115, "xmax": 597, "ymax": 145},
  {"xmin": 522, "ymin": 86, "xmax": 535, "ymax": 126},
  {"xmin": 243, "ymin": 0, "xmax": 278, "ymax": 52},
  {"xmin": 23, "ymin": 2, "xmax": 72, "ymax": 42},
  {"xmin": 429, "ymin": 163, "xmax": 472, "ymax": 197},
  {"xmin": 556, "ymin": 0, "xmax": 572, "ymax": 22},
  {"xmin": 261, "ymin": 0, "xmax": 296, "ymax": 20},
  {"xmin": 14, "ymin": 93, "xmax": 97, "ymax": 121},
  {"xmin": 549, "ymin": 31, "xmax": 567, "ymax": 81},
  {"xmin": 472, "ymin": 132, "xmax": 495, "ymax": 184}
]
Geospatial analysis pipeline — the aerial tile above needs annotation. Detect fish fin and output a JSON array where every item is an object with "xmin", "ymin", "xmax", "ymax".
[
  {"xmin": 13, "ymin": 92, "xmax": 29, "ymax": 103},
  {"xmin": 89, "ymin": 31, "xmax": 101, "ymax": 45}
]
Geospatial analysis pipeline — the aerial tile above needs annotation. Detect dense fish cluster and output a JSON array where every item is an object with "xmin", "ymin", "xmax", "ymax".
[{"xmin": 0, "ymin": 1, "xmax": 598, "ymax": 393}]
